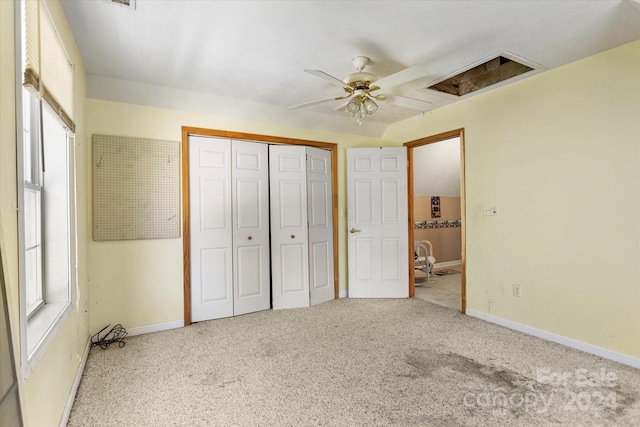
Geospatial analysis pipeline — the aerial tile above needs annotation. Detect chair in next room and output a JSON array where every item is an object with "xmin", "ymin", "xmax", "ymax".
[{"xmin": 414, "ymin": 240, "xmax": 436, "ymax": 284}]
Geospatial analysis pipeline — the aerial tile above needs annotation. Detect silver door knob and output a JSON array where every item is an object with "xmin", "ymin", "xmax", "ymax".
[{"xmin": 349, "ymin": 228, "xmax": 361, "ymax": 233}]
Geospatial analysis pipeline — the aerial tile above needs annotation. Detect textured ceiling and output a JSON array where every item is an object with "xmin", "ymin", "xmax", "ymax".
[{"xmin": 60, "ymin": 0, "xmax": 640, "ymax": 138}]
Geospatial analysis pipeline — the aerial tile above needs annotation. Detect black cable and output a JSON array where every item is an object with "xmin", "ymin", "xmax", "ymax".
[{"xmin": 91, "ymin": 324, "xmax": 128, "ymax": 349}]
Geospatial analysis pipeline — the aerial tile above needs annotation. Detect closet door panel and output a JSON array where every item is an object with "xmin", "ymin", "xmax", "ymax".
[
  {"xmin": 200, "ymin": 248, "xmax": 230, "ymax": 302},
  {"xmin": 189, "ymin": 136, "xmax": 233, "ymax": 321},
  {"xmin": 270, "ymin": 145, "xmax": 310, "ymax": 309},
  {"xmin": 199, "ymin": 178, "xmax": 227, "ymax": 229},
  {"xmin": 232, "ymin": 141, "xmax": 270, "ymax": 316},
  {"xmin": 235, "ymin": 180, "xmax": 260, "ymax": 228},
  {"xmin": 236, "ymin": 245, "xmax": 263, "ymax": 297},
  {"xmin": 307, "ymin": 147, "xmax": 335, "ymax": 306},
  {"xmin": 278, "ymin": 181, "xmax": 305, "ymax": 228}
]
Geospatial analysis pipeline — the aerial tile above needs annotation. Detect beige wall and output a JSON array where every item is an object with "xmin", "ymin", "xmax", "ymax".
[
  {"xmin": 414, "ymin": 196, "xmax": 461, "ymax": 263},
  {"xmin": 386, "ymin": 40, "xmax": 640, "ymax": 359},
  {"xmin": 415, "ymin": 228, "xmax": 461, "ymax": 264},
  {"xmin": 85, "ymin": 99, "xmax": 391, "ymax": 332},
  {"xmin": 414, "ymin": 196, "xmax": 461, "ymax": 221},
  {"xmin": 0, "ymin": 1, "xmax": 90, "ymax": 426}
]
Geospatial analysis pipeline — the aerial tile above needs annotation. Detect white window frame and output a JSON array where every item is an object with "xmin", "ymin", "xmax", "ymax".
[
  {"xmin": 15, "ymin": 1, "xmax": 76, "ymax": 377},
  {"xmin": 22, "ymin": 91, "xmax": 45, "ymax": 317}
]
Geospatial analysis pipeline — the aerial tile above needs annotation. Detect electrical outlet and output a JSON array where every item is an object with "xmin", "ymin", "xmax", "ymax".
[
  {"xmin": 483, "ymin": 205, "xmax": 499, "ymax": 216},
  {"xmin": 513, "ymin": 284, "xmax": 522, "ymax": 297}
]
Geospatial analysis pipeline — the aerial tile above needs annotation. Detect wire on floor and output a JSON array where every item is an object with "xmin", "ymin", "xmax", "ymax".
[{"xmin": 91, "ymin": 324, "xmax": 128, "ymax": 349}]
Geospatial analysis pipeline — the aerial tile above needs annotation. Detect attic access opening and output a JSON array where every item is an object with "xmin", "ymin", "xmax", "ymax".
[
  {"xmin": 427, "ymin": 56, "xmax": 533, "ymax": 97},
  {"xmin": 106, "ymin": 0, "xmax": 136, "ymax": 9}
]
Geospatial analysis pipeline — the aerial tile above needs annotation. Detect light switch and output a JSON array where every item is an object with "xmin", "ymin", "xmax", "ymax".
[{"xmin": 483, "ymin": 205, "xmax": 499, "ymax": 216}]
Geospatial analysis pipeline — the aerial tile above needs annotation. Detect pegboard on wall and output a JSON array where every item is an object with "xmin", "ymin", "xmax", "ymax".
[{"xmin": 92, "ymin": 134, "xmax": 180, "ymax": 241}]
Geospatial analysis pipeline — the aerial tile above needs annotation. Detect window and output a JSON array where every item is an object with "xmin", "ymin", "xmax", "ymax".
[
  {"xmin": 19, "ymin": 88, "xmax": 74, "ymax": 368},
  {"xmin": 17, "ymin": 0, "xmax": 76, "ymax": 374},
  {"xmin": 22, "ymin": 89, "xmax": 44, "ymax": 317}
]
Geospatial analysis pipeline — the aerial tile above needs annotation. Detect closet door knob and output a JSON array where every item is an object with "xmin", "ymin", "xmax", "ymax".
[
  {"xmin": 248, "ymin": 236, "xmax": 252, "ymax": 240},
  {"xmin": 290, "ymin": 235, "xmax": 295, "ymax": 239}
]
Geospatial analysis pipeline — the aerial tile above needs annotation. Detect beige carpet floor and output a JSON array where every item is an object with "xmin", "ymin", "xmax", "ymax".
[{"xmin": 68, "ymin": 298, "xmax": 640, "ymax": 426}]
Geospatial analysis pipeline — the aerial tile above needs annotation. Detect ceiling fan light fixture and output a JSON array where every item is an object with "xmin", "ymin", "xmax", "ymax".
[
  {"xmin": 346, "ymin": 95, "xmax": 377, "ymax": 125},
  {"xmin": 362, "ymin": 97, "xmax": 378, "ymax": 115},
  {"xmin": 347, "ymin": 97, "xmax": 362, "ymax": 114}
]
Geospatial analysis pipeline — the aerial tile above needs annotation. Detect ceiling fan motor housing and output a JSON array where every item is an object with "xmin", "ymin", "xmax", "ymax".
[{"xmin": 343, "ymin": 71, "xmax": 378, "ymax": 86}]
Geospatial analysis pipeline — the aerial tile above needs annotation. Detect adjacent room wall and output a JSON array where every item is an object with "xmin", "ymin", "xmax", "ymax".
[
  {"xmin": 412, "ymin": 137, "xmax": 461, "ymax": 197},
  {"xmin": 0, "ymin": 1, "xmax": 90, "ymax": 425},
  {"xmin": 385, "ymin": 40, "xmax": 640, "ymax": 359},
  {"xmin": 86, "ymin": 98, "xmax": 390, "ymax": 333},
  {"xmin": 414, "ymin": 196, "xmax": 462, "ymax": 263}
]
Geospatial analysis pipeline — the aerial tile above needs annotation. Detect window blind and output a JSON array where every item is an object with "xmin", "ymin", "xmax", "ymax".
[{"xmin": 23, "ymin": 0, "xmax": 75, "ymax": 133}]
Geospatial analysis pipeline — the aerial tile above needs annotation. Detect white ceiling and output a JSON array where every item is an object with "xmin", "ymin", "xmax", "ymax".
[{"xmin": 60, "ymin": 0, "xmax": 640, "ymax": 138}]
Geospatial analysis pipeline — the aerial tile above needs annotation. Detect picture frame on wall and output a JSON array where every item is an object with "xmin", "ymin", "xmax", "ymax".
[{"xmin": 431, "ymin": 196, "xmax": 441, "ymax": 218}]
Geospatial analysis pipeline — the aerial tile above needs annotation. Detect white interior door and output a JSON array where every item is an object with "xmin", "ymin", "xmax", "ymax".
[
  {"xmin": 270, "ymin": 145, "xmax": 310, "ymax": 309},
  {"xmin": 347, "ymin": 147, "xmax": 409, "ymax": 298},
  {"xmin": 232, "ymin": 141, "xmax": 270, "ymax": 316},
  {"xmin": 307, "ymin": 147, "xmax": 334, "ymax": 306},
  {"xmin": 189, "ymin": 136, "xmax": 233, "ymax": 321}
]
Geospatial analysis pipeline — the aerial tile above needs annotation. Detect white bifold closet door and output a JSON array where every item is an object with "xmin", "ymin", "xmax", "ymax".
[
  {"xmin": 189, "ymin": 136, "xmax": 270, "ymax": 322},
  {"xmin": 270, "ymin": 145, "xmax": 334, "ymax": 309},
  {"xmin": 307, "ymin": 148, "xmax": 335, "ymax": 306},
  {"xmin": 231, "ymin": 141, "xmax": 271, "ymax": 316}
]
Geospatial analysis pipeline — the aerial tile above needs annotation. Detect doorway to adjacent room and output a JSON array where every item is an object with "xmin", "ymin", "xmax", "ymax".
[{"xmin": 405, "ymin": 129, "xmax": 466, "ymax": 312}]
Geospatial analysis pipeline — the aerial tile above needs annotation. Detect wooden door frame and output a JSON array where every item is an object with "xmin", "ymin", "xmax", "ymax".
[
  {"xmin": 404, "ymin": 128, "xmax": 467, "ymax": 313},
  {"xmin": 181, "ymin": 126, "xmax": 339, "ymax": 325}
]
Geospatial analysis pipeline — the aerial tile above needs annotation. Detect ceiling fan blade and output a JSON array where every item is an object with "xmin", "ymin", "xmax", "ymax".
[
  {"xmin": 333, "ymin": 99, "xmax": 350, "ymax": 111},
  {"xmin": 374, "ymin": 65, "xmax": 430, "ymax": 90},
  {"xmin": 380, "ymin": 94, "xmax": 432, "ymax": 112},
  {"xmin": 305, "ymin": 69, "xmax": 348, "ymax": 88},
  {"xmin": 289, "ymin": 96, "xmax": 346, "ymax": 110}
]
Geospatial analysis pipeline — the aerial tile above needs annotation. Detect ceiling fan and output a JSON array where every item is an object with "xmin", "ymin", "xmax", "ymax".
[{"xmin": 290, "ymin": 56, "xmax": 432, "ymax": 124}]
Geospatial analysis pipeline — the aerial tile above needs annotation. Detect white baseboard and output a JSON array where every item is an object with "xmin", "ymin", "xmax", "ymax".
[
  {"xmin": 434, "ymin": 260, "xmax": 462, "ymax": 268},
  {"xmin": 60, "ymin": 337, "xmax": 91, "ymax": 427},
  {"xmin": 466, "ymin": 310, "xmax": 640, "ymax": 369},
  {"xmin": 126, "ymin": 320, "xmax": 184, "ymax": 337},
  {"xmin": 339, "ymin": 290, "xmax": 348, "ymax": 298}
]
